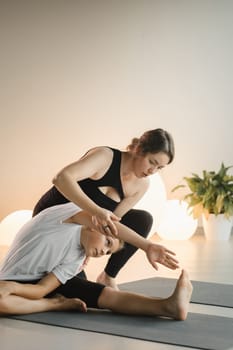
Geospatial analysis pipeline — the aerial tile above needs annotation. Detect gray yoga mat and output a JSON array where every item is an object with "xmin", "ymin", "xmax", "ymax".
[
  {"xmin": 120, "ymin": 278, "xmax": 233, "ymax": 308},
  {"xmin": 11, "ymin": 310, "xmax": 233, "ymax": 350}
]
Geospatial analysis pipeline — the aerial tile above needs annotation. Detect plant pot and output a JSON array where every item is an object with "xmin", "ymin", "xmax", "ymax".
[{"xmin": 202, "ymin": 214, "xmax": 233, "ymax": 241}]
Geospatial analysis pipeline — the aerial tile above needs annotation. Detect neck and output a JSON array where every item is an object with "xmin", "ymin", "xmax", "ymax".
[{"xmin": 121, "ymin": 151, "xmax": 135, "ymax": 177}]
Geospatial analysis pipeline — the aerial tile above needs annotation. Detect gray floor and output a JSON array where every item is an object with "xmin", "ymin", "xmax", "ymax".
[{"xmin": 1, "ymin": 231, "xmax": 233, "ymax": 350}]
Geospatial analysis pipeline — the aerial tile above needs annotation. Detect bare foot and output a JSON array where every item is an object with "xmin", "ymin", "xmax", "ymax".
[
  {"xmin": 164, "ymin": 269, "xmax": 193, "ymax": 320},
  {"xmin": 96, "ymin": 271, "xmax": 119, "ymax": 290},
  {"xmin": 52, "ymin": 295, "xmax": 87, "ymax": 313}
]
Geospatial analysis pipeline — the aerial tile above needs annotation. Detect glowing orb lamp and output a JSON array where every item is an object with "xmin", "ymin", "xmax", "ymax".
[
  {"xmin": 156, "ymin": 200, "xmax": 197, "ymax": 240},
  {"xmin": 0, "ymin": 210, "xmax": 32, "ymax": 246},
  {"xmin": 136, "ymin": 173, "xmax": 167, "ymax": 237}
]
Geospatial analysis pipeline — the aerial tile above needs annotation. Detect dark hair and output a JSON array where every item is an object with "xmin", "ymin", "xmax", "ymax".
[{"xmin": 127, "ymin": 128, "xmax": 175, "ymax": 164}]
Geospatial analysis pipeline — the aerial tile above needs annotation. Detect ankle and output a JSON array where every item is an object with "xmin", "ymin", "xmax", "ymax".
[{"xmin": 97, "ymin": 271, "xmax": 119, "ymax": 290}]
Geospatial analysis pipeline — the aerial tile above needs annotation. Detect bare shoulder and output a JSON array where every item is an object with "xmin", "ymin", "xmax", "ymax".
[
  {"xmin": 79, "ymin": 146, "xmax": 114, "ymax": 179},
  {"xmin": 85, "ymin": 146, "xmax": 114, "ymax": 160}
]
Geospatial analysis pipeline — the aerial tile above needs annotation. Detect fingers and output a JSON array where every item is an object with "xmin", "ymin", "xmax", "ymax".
[
  {"xmin": 166, "ymin": 254, "xmax": 179, "ymax": 264},
  {"xmin": 102, "ymin": 222, "xmax": 118, "ymax": 237},
  {"xmin": 162, "ymin": 254, "xmax": 179, "ymax": 270},
  {"xmin": 110, "ymin": 213, "xmax": 121, "ymax": 222},
  {"xmin": 91, "ymin": 216, "xmax": 99, "ymax": 227},
  {"xmin": 150, "ymin": 261, "xmax": 158, "ymax": 270},
  {"xmin": 165, "ymin": 248, "xmax": 176, "ymax": 256},
  {"xmin": 147, "ymin": 243, "xmax": 180, "ymax": 271},
  {"xmin": 92, "ymin": 212, "xmax": 119, "ymax": 237}
]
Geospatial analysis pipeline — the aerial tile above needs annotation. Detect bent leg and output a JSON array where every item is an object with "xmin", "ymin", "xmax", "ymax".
[
  {"xmin": 98, "ymin": 270, "xmax": 193, "ymax": 320},
  {"xmin": 97, "ymin": 209, "xmax": 153, "ymax": 288},
  {"xmin": 0, "ymin": 294, "xmax": 86, "ymax": 316},
  {"xmin": 105, "ymin": 209, "xmax": 153, "ymax": 277},
  {"xmin": 0, "ymin": 277, "xmax": 105, "ymax": 316}
]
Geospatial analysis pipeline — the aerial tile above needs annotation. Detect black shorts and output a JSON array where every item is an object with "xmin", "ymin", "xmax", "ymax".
[
  {"xmin": 13, "ymin": 277, "xmax": 106, "ymax": 309},
  {"xmin": 51, "ymin": 277, "xmax": 105, "ymax": 308}
]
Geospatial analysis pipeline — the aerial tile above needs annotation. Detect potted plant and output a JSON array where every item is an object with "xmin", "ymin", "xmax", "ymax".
[{"xmin": 172, "ymin": 163, "xmax": 233, "ymax": 240}]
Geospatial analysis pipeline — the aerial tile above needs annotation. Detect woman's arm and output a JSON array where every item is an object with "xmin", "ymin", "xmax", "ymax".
[
  {"xmin": 68, "ymin": 210, "xmax": 179, "ymax": 270},
  {"xmin": 53, "ymin": 147, "xmax": 113, "ymax": 214},
  {"xmin": 115, "ymin": 221, "xmax": 179, "ymax": 271},
  {"xmin": 0, "ymin": 273, "xmax": 61, "ymax": 300},
  {"xmin": 53, "ymin": 147, "xmax": 120, "ymax": 235}
]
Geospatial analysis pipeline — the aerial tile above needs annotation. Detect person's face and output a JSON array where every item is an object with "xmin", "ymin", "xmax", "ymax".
[
  {"xmin": 82, "ymin": 229, "xmax": 120, "ymax": 258},
  {"xmin": 133, "ymin": 151, "xmax": 170, "ymax": 178}
]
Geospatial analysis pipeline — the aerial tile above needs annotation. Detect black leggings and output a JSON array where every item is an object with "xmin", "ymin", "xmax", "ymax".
[{"xmin": 104, "ymin": 209, "xmax": 153, "ymax": 277}]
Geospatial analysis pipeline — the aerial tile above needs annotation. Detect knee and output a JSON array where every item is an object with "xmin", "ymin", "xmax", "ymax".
[
  {"xmin": 122, "ymin": 209, "xmax": 153, "ymax": 236},
  {"xmin": 138, "ymin": 210, "xmax": 153, "ymax": 227},
  {"xmin": 97, "ymin": 287, "xmax": 118, "ymax": 310}
]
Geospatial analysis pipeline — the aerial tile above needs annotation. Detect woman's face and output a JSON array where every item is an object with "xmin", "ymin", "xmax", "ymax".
[{"xmin": 133, "ymin": 151, "xmax": 170, "ymax": 178}]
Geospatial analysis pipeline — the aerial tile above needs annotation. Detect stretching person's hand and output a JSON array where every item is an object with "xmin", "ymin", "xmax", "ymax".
[
  {"xmin": 146, "ymin": 243, "xmax": 179, "ymax": 270},
  {"xmin": 92, "ymin": 207, "xmax": 121, "ymax": 237}
]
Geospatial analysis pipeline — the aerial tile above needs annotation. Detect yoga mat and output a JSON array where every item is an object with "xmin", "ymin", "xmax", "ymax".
[
  {"xmin": 120, "ymin": 278, "xmax": 233, "ymax": 308},
  {"xmin": 11, "ymin": 310, "xmax": 233, "ymax": 350}
]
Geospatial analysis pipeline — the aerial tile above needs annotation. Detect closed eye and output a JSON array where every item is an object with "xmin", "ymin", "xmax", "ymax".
[{"xmin": 150, "ymin": 159, "xmax": 164, "ymax": 170}]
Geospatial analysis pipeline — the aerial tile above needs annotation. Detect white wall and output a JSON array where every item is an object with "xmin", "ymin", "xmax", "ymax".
[{"xmin": 1, "ymin": 0, "xmax": 233, "ymax": 221}]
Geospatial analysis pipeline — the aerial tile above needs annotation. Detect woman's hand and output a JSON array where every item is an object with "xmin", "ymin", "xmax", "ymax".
[
  {"xmin": 146, "ymin": 243, "xmax": 179, "ymax": 270},
  {"xmin": 0, "ymin": 281, "xmax": 16, "ymax": 298},
  {"xmin": 92, "ymin": 208, "xmax": 121, "ymax": 237}
]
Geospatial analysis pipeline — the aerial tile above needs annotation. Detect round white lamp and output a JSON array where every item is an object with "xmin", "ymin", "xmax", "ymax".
[
  {"xmin": 0, "ymin": 210, "xmax": 32, "ymax": 246},
  {"xmin": 156, "ymin": 200, "xmax": 197, "ymax": 240},
  {"xmin": 136, "ymin": 173, "xmax": 167, "ymax": 236}
]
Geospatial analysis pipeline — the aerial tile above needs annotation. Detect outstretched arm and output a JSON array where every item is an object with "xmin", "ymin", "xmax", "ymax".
[
  {"xmin": 0, "ymin": 273, "xmax": 61, "ymax": 300},
  {"xmin": 114, "ymin": 221, "xmax": 179, "ymax": 270},
  {"xmin": 67, "ymin": 211, "xmax": 179, "ymax": 270}
]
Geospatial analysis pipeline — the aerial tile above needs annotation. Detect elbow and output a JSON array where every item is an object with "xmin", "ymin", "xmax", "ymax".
[{"xmin": 52, "ymin": 171, "xmax": 65, "ymax": 187}]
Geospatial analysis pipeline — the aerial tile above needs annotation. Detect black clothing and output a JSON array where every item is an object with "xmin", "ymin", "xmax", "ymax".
[
  {"xmin": 18, "ymin": 277, "xmax": 105, "ymax": 309},
  {"xmin": 33, "ymin": 148, "xmax": 123, "ymax": 216},
  {"xmin": 33, "ymin": 147, "xmax": 153, "ymax": 278}
]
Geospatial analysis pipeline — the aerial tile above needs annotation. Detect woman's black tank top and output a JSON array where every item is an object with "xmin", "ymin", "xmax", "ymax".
[{"xmin": 33, "ymin": 148, "xmax": 124, "ymax": 215}]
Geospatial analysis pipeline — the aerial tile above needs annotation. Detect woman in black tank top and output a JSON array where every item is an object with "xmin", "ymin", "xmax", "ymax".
[{"xmin": 33, "ymin": 129, "xmax": 175, "ymax": 289}]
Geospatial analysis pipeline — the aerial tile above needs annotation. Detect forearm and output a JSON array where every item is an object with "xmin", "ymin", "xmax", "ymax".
[
  {"xmin": 53, "ymin": 172, "xmax": 101, "ymax": 215},
  {"xmin": 7, "ymin": 273, "xmax": 61, "ymax": 300},
  {"xmin": 71, "ymin": 211, "xmax": 95, "ymax": 228},
  {"xmin": 115, "ymin": 221, "xmax": 151, "ymax": 251},
  {"xmin": 9, "ymin": 282, "xmax": 48, "ymax": 300},
  {"xmin": 115, "ymin": 221, "xmax": 179, "ymax": 271}
]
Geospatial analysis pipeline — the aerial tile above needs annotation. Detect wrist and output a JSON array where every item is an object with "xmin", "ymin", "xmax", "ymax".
[
  {"xmin": 90, "ymin": 204, "xmax": 103, "ymax": 217},
  {"xmin": 145, "ymin": 241, "xmax": 153, "ymax": 252}
]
